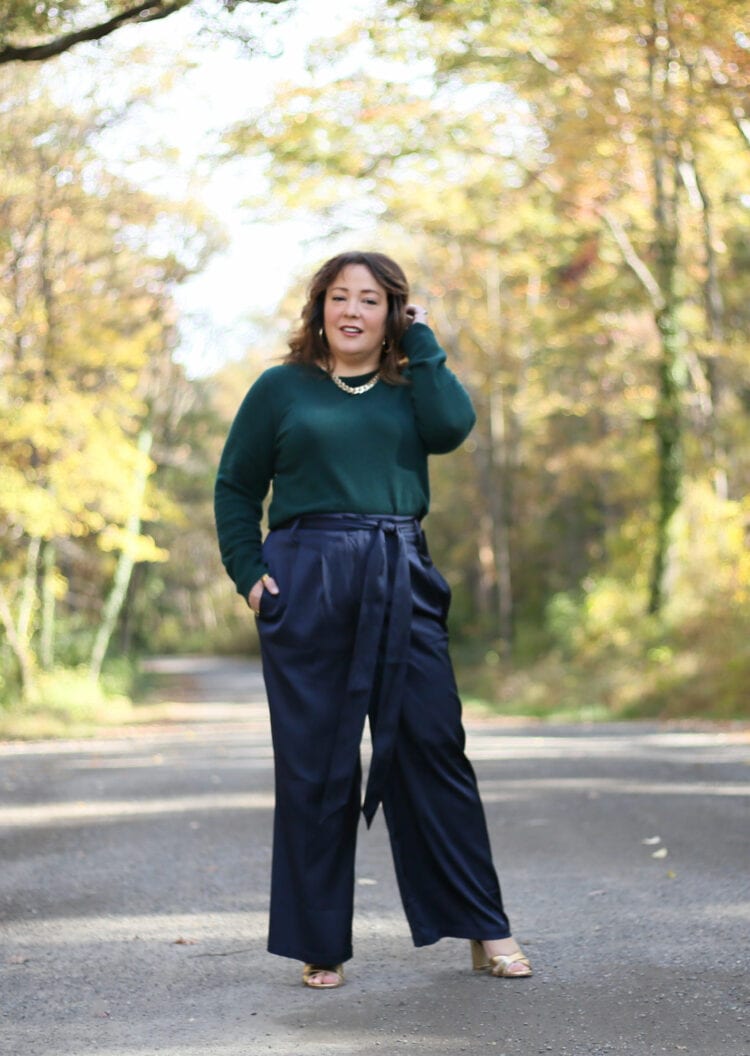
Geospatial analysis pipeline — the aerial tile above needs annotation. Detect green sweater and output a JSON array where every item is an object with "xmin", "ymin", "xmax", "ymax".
[{"xmin": 214, "ymin": 322, "xmax": 476, "ymax": 599}]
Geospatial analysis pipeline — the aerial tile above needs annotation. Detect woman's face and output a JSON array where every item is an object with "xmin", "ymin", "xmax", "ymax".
[{"xmin": 323, "ymin": 264, "xmax": 388, "ymax": 372}]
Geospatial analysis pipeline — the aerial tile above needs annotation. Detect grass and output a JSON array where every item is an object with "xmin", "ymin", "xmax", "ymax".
[
  {"xmin": 0, "ymin": 659, "xmax": 156, "ymax": 740},
  {"xmin": 453, "ymin": 615, "xmax": 750, "ymax": 725},
  {"xmin": 2, "ymin": 601, "xmax": 748, "ymax": 740}
]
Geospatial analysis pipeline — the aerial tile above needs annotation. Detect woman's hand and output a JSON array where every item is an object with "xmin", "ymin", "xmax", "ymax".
[
  {"xmin": 405, "ymin": 303, "xmax": 428, "ymax": 327},
  {"xmin": 248, "ymin": 573, "xmax": 279, "ymax": 614}
]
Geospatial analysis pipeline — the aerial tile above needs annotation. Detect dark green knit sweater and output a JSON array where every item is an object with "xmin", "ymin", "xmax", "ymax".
[{"xmin": 214, "ymin": 322, "xmax": 476, "ymax": 599}]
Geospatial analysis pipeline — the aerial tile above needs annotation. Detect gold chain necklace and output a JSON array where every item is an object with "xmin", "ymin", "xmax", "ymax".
[{"xmin": 331, "ymin": 371, "xmax": 381, "ymax": 395}]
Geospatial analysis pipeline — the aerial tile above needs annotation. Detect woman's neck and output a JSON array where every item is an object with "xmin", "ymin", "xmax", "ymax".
[{"xmin": 329, "ymin": 352, "xmax": 381, "ymax": 377}]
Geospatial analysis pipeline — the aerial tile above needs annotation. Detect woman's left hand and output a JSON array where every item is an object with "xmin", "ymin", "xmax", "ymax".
[
  {"xmin": 248, "ymin": 574, "xmax": 279, "ymax": 614},
  {"xmin": 405, "ymin": 303, "xmax": 428, "ymax": 327}
]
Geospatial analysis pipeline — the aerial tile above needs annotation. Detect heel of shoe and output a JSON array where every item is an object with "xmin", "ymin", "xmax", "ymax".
[{"xmin": 470, "ymin": 939, "xmax": 490, "ymax": 971}]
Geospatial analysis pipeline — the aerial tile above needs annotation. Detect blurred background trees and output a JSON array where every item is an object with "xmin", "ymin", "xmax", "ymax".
[
  {"xmin": 0, "ymin": 61, "xmax": 223, "ymax": 721},
  {"xmin": 1, "ymin": 0, "xmax": 748, "ymax": 727}
]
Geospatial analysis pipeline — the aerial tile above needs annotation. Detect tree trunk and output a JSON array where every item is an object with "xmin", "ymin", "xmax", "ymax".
[
  {"xmin": 39, "ymin": 540, "xmax": 56, "ymax": 670},
  {"xmin": 17, "ymin": 535, "xmax": 42, "ymax": 646},
  {"xmin": 647, "ymin": 1, "xmax": 683, "ymax": 614},
  {"xmin": 680, "ymin": 58, "xmax": 730, "ymax": 498},
  {"xmin": 0, "ymin": 535, "xmax": 41, "ymax": 702},
  {"xmin": 649, "ymin": 297, "xmax": 682, "ymax": 614},
  {"xmin": 0, "ymin": 588, "xmax": 37, "ymax": 702},
  {"xmin": 88, "ymin": 428, "xmax": 153, "ymax": 681},
  {"xmin": 484, "ymin": 259, "xmax": 514, "ymax": 648},
  {"xmin": 488, "ymin": 384, "xmax": 514, "ymax": 648}
]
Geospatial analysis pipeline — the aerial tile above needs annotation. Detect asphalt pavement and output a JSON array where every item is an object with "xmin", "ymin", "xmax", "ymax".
[{"xmin": 1, "ymin": 655, "xmax": 748, "ymax": 1056}]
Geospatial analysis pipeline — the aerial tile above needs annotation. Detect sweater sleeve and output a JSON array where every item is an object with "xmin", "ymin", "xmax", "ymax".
[
  {"xmin": 214, "ymin": 371, "xmax": 278, "ymax": 600},
  {"xmin": 400, "ymin": 322, "xmax": 477, "ymax": 453}
]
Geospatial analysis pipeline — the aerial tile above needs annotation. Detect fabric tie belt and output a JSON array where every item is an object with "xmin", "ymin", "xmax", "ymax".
[{"xmin": 285, "ymin": 512, "xmax": 419, "ymax": 827}]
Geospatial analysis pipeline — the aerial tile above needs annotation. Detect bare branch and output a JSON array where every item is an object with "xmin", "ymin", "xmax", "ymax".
[
  {"xmin": 0, "ymin": 0, "xmax": 290, "ymax": 65},
  {"xmin": 600, "ymin": 207, "xmax": 665, "ymax": 312},
  {"xmin": 0, "ymin": 0, "xmax": 192, "ymax": 63}
]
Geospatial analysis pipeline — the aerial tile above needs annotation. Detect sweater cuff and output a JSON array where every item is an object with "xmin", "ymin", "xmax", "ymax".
[
  {"xmin": 235, "ymin": 558, "xmax": 270, "ymax": 604},
  {"xmin": 400, "ymin": 322, "xmax": 447, "ymax": 366}
]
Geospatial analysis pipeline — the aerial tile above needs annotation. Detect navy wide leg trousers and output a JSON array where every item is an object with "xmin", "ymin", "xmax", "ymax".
[{"xmin": 255, "ymin": 514, "xmax": 511, "ymax": 965}]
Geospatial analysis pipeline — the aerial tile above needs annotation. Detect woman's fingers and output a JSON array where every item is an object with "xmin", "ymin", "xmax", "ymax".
[
  {"xmin": 247, "ymin": 580, "xmax": 263, "ymax": 612},
  {"xmin": 405, "ymin": 303, "xmax": 428, "ymax": 326},
  {"xmin": 248, "ymin": 574, "xmax": 280, "ymax": 613}
]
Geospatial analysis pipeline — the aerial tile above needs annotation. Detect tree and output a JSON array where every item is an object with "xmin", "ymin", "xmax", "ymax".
[
  {"xmin": 0, "ymin": 64, "xmax": 218, "ymax": 700},
  {"xmin": 0, "ymin": 0, "xmax": 291, "ymax": 65},
  {"xmin": 382, "ymin": 0, "xmax": 750, "ymax": 614}
]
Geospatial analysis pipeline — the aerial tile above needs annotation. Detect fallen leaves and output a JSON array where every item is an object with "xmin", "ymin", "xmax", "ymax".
[
  {"xmin": 642, "ymin": 835, "xmax": 674, "ymax": 872},
  {"xmin": 642, "ymin": 835, "xmax": 668, "ymax": 857}
]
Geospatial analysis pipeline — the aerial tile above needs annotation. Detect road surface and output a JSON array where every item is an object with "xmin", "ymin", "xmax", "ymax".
[{"xmin": 1, "ymin": 656, "xmax": 748, "ymax": 1056}]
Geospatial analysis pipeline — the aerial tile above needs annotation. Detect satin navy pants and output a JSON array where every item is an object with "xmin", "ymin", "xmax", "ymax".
[{"xmin": 255, "ymin": 513, "xmax": 511, "ymax": 965}]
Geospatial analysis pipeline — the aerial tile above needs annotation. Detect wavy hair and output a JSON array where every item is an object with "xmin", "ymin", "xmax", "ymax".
[{"xmin": 286, "ymin": 251, "xmax": 410, "ymax": 385}]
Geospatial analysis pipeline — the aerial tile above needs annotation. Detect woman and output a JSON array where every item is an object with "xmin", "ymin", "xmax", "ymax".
[{"xmin": 214, "ymin": 250, "xmax": 531, "ymax": 989}]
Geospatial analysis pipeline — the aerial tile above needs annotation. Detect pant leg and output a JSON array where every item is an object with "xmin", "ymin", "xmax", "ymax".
[
  {"xmin": 256, "ymin": 528, "xmax": 364, "ymax": 965},
  {"xmin": 381, "ymin": 545, "xmax": 512, "ymax": 946}
]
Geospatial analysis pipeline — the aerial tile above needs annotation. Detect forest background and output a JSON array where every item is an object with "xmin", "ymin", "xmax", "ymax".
[{"xmin": 1, "ymin": 0, "xmax": 749, "ymax": 736}]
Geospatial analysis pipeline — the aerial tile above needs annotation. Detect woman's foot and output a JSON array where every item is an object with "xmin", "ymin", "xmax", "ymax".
[
  {"xmin": 471, "ymin": 938, "xmax": 532, "ymax": 977},
  {"xmin": 302, "ymin": 964, "xmax": 344, "ymax": 989}
]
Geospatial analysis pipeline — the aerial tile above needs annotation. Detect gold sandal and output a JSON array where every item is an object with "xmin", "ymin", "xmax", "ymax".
[
  {"xmin": 470, "ymin": 939, "xmax": 532, "ymax": 978},
  {"xmin": 302, "ymin": 963, "xmax": 345, "ymax": 989}
]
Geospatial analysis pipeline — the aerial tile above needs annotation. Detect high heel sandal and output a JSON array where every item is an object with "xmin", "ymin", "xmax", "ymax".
[
  {"xmin": 302, "ymin": 963, "xmax": 344, "ymax": 989},
  {"xmin": 470, "ymin": 939, "xmax": 533, "ymax": 978}
]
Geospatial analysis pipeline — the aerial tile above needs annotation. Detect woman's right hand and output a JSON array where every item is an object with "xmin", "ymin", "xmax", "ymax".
[{"xmin": 248, "ymin": 574, "xmax": 280, "ymax": 614}]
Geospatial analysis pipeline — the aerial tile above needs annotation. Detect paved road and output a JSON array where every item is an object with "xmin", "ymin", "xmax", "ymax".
[{"xmin": 1, "ymin": 656, "xmax": 748, "ymax": 1056}]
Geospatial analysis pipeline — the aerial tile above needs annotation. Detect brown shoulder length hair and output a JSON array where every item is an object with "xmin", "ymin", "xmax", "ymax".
[{"xmin": 286, "ymin": 251, "xmax": 410, "ymax": 385}]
